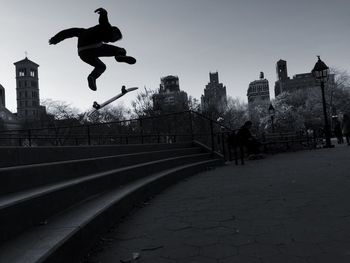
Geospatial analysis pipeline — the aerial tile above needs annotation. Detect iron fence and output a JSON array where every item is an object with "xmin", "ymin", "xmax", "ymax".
[
  {"xmin": 0, "ymin": 111, "xmax": 318, "ymax": 163},
  {"xmin": 0, "ymin": 111, "xmax": 233, "ymax": 156}
]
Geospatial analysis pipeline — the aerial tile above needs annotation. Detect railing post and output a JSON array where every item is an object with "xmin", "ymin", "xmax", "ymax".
[
  {"xmin": 221, "ymin": 132, "xmax": 226, "ymax": 160},
  {"xmin": 139, "ymin": 119, "xmax": 144, "ymax": 144},
  {"xmin": 87, "ymin": 125, "xmax": 91, "ymax": 145},
  {"xmin": 28, "ymin": 129, "xmax": 32, "ymax": 147},
  {"xmin": 189, "ymin": 111, "xmax": 194, "ymax": 142},
  {"xmin": 227, "ymin": 139, "xmax": 232, "ymax": 162},
  {"xmin": 312, "ymin": 129, "xmax": 317, "ymax": 148},
  {"xmin": 174, "ymin": 114, "xmax": 178, "ymax": 142},
  {"xmin": 240, "ymin": 144, "xmax": 245, "ymax": 165},
  {"xmin": 306, "ymin": 130, "xmax": 311, "ymax": 148},
  {"xmin": 210, "ymin": 120, "xmax": 214, "ymax": 155}
]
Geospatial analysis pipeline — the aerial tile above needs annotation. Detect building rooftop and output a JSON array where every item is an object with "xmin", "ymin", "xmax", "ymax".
[{"xmin": 13, "ymin": 57, "xmax": 40, "ymax": 67}]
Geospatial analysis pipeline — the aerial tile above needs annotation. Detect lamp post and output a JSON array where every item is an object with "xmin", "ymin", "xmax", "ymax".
[
  {"xmin": 311, "ymin": 56, "xmax": 333, "ymax": 148},
  {"xmin": 268, "ymin": 103, "xmax": 275, "ymax": 133}
]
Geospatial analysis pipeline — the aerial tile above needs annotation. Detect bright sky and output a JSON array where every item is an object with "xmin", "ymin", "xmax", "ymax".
[{"xmin": 0, "ymin": 0, "xmax": 349, "ymax": 113}]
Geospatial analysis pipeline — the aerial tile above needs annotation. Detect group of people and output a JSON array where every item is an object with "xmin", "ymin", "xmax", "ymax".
[
  {"xmin": 228, "ymin": 121, "xmax": 263, "ymax": 160},
  {"xmin": 231, "ymin": 113, "xmax": 350, "ymax": 161},
  {"xmin": 334, "ymin": 113, "xmax": 350, "ymax": 145}
]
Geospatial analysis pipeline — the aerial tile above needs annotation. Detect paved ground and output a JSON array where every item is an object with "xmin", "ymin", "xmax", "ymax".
[{"xmin": 85, "ymin": 144, "xmax": 350, "ymax": 263}]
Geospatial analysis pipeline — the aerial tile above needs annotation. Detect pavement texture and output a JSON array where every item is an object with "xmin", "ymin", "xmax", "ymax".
[{"xmin": 84, "ymin": 144, "xmax": 350, "ymax": 263}]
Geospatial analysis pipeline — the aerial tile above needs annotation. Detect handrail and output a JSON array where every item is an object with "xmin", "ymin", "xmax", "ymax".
[
  {"xmin": 0, "ymin": 110, "xmax": 234, "ymax": 135},
  {"xmin": 0, "ymin": 110, "xmax": 318, "ymax": 164},
  {"xmin": 0, "ymin": 111, "xmax": 240, "ymax": 162},
  {"xmin": 190, "ymin": 111, "xmax": 233, "ymax": 131},
  {"xmin": 0, "ymin": 111, "xmax": 192, "ymax": 134}
]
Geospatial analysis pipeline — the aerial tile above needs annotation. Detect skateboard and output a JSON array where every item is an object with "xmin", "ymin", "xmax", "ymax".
[{"xmin": 87, "ymin": 86, "xmax": 138, "ymax": 117}]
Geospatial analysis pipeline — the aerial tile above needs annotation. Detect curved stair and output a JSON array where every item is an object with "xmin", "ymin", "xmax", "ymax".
[{"xmin": 0, "ymin": 142, "xmax": 224, "ymax": 262}]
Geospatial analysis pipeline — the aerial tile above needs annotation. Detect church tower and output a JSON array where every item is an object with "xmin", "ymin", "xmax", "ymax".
[{"xmin": 14, "ymin": 57, "xmax": 41, "ymax": 120}]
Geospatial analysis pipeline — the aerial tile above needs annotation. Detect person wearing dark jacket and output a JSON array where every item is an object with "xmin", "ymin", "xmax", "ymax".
[
  {"xmin": 236, "ymin": 121, "xmax": 261, "ymax": 156},
  {"xmin": 49, "ymin": 8, "xmax": 136, "ymax": 91},
  {"xmin": 342, "ymin": 113, "xmax": 350, "ymax": 145},
  {"xmin": 334, "ymin": 119, "xmax": 344, "ymax": 144}
]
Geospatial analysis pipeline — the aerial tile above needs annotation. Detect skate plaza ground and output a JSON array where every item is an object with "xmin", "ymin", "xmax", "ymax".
[{"xmin": 85, "ymin": 144, "xmax": 350, "ymax": 263}]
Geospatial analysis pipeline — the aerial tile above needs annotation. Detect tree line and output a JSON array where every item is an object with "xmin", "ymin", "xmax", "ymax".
[{"xmin": 18, "ymin": 68, "xmax": 350, "ymax": 134}]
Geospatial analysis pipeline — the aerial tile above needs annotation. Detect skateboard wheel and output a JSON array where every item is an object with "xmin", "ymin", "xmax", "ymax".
[{"xmin": 93, "ymin": 101, "xmax": 101, "ymax": 109}]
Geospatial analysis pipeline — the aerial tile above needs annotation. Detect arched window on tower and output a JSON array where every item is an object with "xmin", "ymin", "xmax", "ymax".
[
  {"xmin": 30, "ymin": 69, "xmax": 36, "ymax": 77},
  {"xmin": 19, "ymin": 68, "xmax": 26, "ymax": 77}
]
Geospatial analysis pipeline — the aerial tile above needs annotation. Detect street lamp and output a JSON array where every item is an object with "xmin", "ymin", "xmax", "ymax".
[
  {"xmin": 268, "ymin": 103, "xmax": 275, "ymax": 133},
  {"xmin": 311, "ymin": 56, "xmax": 333, "ymax": 148}
]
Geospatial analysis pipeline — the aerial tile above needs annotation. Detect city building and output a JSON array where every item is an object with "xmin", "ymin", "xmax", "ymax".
[
  {"xmin": 274, "ymin": 59, "xmax": 335, "ymax": 97},
  {"xmin": 247, "ymin": 72, "xmax": 270, "ymax": 104},
  {"xmin": 14, "ymin": 57, "xmax": 46, "ymax": 121},
  {"xmin": 201, "ymin": 72, "xmax": 227, "ymax": 114},
  {"xmin": 153, "ymin": 75, "xmax": 189, "ymax": 112}
]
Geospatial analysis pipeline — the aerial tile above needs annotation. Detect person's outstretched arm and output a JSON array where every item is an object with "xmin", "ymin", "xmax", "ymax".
[
  {"xmin": 49, "ymin": 28, "xmax": 84, "ymax": 45},
  {"xmin": 94, "ymin": 8, "xmax": 111, "ymax": 27}
]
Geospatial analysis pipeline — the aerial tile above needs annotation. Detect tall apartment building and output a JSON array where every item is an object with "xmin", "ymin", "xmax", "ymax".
[
  {"xmin": 201, "ymin": 72, "xmax": 227, "ymax": 114},
  {"xmin": 0, "ymin": 84, "xmax": 5, "ymax": 108},
  {"xmin": 247, "ymin": 72, "xmax": 270, "ymax": 104},
  {"xmin": 153, "ymin": 75, "xmax": 189, "ymax": 112},
  {"xmin": 14, "ymin": 57, "xmax": 46, "ymax": 120},
  {"xmin": 274, "ymin": 59, "xmax": 335, "ymax": 97}
]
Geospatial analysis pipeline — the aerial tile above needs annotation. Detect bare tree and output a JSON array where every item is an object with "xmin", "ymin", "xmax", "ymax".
[
  {"xmin": 187, "ymin": 96, "xmax": 200, "ymax": 112},
  {"xmin": 329, "ymin": 68, "xmax": 350, "ymax": 116},
  {"xmin": 42, "ymin": 99, "xmax": 81, "ymax": 121},
  {"xmin": 88, "ymin": 104, "xmax": 128, "ymax": 123},
  {"xmin": 131, "ymin": 87, "xmax": 157, "ymax": 117},
  {"xmin": 223, "ymin": 97, "xmax": 248, "ymax": 129}
]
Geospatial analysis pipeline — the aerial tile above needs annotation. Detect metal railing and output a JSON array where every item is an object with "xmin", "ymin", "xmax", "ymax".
[
  {"xmin": 0, "ymin": 111, "xmax": 236, "ymax": 160},
  {"xmin": 0, "ymin": 111, "xmax": 319, "ymax": 163}
]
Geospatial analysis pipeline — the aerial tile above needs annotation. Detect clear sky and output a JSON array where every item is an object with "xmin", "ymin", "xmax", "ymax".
[{"xmin": 0, "ymin": 0, "xmax": 349, "ymax": 113}]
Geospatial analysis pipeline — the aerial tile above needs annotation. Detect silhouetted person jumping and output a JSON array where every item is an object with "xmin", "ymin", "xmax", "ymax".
[{"xmin": 49, "ymin": 8, "xmax": 136, "ymax": 91}]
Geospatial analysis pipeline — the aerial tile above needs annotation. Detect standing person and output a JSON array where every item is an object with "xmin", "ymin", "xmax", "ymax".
[
  {"xmin": 334, "ymin": 119, "xmax": 344, "ymax": 144},
  {"xmin": 49, "ymin": 8, "xmax": 136, "ymax": 91},
  {"xmin": 236, "ymin": 121, "xmax": 261, "ymax": 158},
  {"xmin": 342, "ymin": 114, "xmax": 350, "ymax": 145}
]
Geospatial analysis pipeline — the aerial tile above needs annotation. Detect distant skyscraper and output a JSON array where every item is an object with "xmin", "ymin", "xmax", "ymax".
[
  {"xmin": 276, "ymin": 59, "xmax": 288, "ymax": 81},
  {"xmin": 247, "ymin": 72, "xmax": 270, "ymax": 104},
  {"xmin": 201, "ymin": 72, "xmax": 227, "ymax": 114},
  {"xmin": 274, "ymin": 59, "xmax": 335, "ymax": 97},
  {"xmin": 14, "ymin": 57, "xmax": 46, "ymax": 120},
  {"xmin": 153, "ymin": 75, "xmax": 188, "ymax": 112},
  {"xmin": 0, "ymin": 84, "xmax": 5, "ymax": 108}
]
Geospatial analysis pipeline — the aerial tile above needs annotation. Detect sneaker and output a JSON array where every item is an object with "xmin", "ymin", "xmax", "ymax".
[
  {"xmin": 121, "ymin": 85, "xmax": 127, "ymax": 94},
  {"xmin": 88, "ymin": 75, "xmax": 97, "ymax": 91},
  {"xmin": 115, "ymin": 56, "xmax": 136, "ymax": 65}
]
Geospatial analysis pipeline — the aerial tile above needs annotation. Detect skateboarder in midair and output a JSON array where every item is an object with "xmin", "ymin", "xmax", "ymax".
[{"xmin": 49, "ymin": 8, "xmax": 136, "ymax": 92}]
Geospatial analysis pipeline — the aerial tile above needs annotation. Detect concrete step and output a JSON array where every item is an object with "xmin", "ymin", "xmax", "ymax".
[
  {"xmin": 0, "ymin": 147, "xmax": 203, "ymax": 195},
  {"xmin": 0, "ymin": 153, "xmax": 212, "ymax": 243},
  {"xmin": 0, "ymin": 159, "xmax": 224, "ymax": 263},
  {"xmin": 0, "ymin": 142, "xmax": 193, "ymax": 167}
]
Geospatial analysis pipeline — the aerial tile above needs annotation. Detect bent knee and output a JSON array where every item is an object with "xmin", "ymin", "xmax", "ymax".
[
  {"xmin": 116, "ymin": 47, "xmax": 127, "ymax": 56},
  {"xmin": 97, "ymin": 63, "xmax": 107, "ymax": 73}
]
